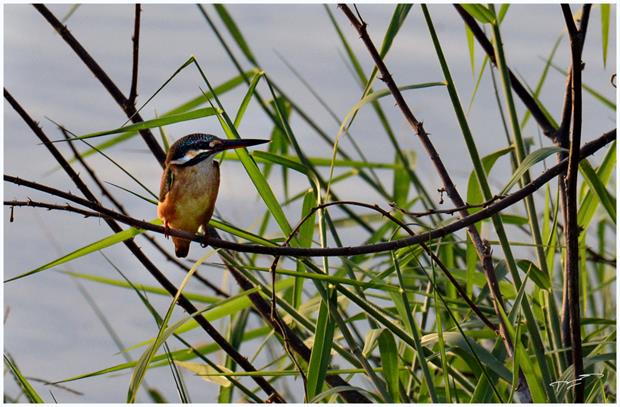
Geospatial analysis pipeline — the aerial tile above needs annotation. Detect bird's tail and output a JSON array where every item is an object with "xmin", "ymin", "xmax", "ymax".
[{"xmin": 173, "ymin": 237, "xmax": 191, "ymax": 258}]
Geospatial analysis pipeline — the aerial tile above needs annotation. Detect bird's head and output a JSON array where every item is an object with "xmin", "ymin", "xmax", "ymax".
[{"xmin": 166, "ymin": 133, "xmax": 269, "ymax": 167}]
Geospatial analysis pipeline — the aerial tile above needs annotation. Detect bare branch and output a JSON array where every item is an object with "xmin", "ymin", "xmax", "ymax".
[
  {"xmin": 6, "ymin": 130, "xmax": 615, "ymax": 258},
  {"xmin": 6, "ymin": 200, "xmax": 101, "ymax": 218},
  {"xmin": 561, "ymin": 3, "xmax": 587, "ymax": 402},
  {"xmin": 391, "ymin": 195, "xmax": 506, "ymax": 218},
  {"xmin": 33, "ymin": 4, "xmax": 166, "ymax": 166},
  {"xmin": 454, "ymin": 5, "xmax": 557, "ymax": 138},
  {"xmin": 558, "ymin": 5, "xmax": 591, "ymax": 364},
  {"xmin": 128, "ymin": 4, "xmax": 141, "ymax": 107}
]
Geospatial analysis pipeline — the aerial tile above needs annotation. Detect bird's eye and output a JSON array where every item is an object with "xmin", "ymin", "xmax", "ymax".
[{"xmin": 209, "ymin": 140, "xmax": 222, "ymax": 148}]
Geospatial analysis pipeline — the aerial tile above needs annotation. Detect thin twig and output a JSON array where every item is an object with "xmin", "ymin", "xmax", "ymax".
[
  {"xmin": 390, "ymin": 195, "xmax": 505, "ymax": 218},
  {"xmin": 19, "ymin": 198, "xmax": 613, "ymax": 284},
  {"xmin": 128, "ymin": 4, "xmax": 141, "ymax": 108},
  {"xmin": 5, "ymin": 128, "xmax": 614, "ymax": 258},
  {"xmin": 558, "ymin": 4, "xmax": 591, "ymax": 149},
  {"xmin": 5, "ymin": 200, "xmax": 101, "ymax": 217},
  {"xmin": 33, "ymin": 4, "xmax": 166, "ymax": 166}
]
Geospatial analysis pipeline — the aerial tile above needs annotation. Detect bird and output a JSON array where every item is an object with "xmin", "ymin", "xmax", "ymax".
[{"xmin": 157, "ymin": 133, "xmax": 269, "ymax": 258}]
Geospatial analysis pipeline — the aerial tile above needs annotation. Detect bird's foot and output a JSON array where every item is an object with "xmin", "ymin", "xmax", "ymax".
[{"xmin": 163, "ymin": 221, "xmax": 170, "ymax": 239}]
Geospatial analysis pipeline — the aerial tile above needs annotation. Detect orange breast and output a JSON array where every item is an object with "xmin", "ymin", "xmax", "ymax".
[{"xmin": 157, "ymin": 160, "xmax": 220, "ymax": 234}]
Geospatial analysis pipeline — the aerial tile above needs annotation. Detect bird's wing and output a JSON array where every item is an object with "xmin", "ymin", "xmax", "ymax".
[{"xmin": 159, "ymin": 166, "xmax": 174, "ymax": 202}]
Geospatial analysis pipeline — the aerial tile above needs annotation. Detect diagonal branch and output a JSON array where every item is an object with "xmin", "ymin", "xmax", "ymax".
[
  {"xmin": 33, "ymin": 4, "xmax": 166, "ymax": 166},
  {"xmin": 454, "ymin": 4, "xmax": 557, "ymax": 139}
]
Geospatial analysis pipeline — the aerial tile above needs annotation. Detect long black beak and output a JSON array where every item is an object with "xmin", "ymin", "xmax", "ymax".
[
  {"xmin": 178, "ymin": 138, "xmax": 270, "ymax": 167},
  {"xmin": 216, "ymin": 138, "xmax": 270, "ymax": 152}
]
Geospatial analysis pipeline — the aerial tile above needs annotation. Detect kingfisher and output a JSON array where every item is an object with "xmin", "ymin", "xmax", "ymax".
[{"xmin": 158, "ymin": 133, "xmax": 269, "ymax": 258}]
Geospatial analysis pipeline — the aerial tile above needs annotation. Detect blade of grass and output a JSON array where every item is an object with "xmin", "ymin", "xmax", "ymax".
[
  {"xmin": 496, "ymin": 304, "xmax": 546, "ymax": 402},
  {"xmin": 175, "ymin": 361, "xmax": 232, "ymax": 388},
  {"xmin": 500, "ymin": 146, "xmax": 566, "ymax": 195},
  {"xmin": 54, "ymin": 326, "xmax": 271, "ymax": 384},
  {"xmin": 431, "ymin": 261, "xmax": 452, "ymax": 402},
  {"xmin": 4, "ymin": 354, "xmax": 45, "ymax": 403},
  {"xmin": 64, "ymin": 108, "xmax": 219, "ymax": 142},
  {"xmin": 218, "ymin": 309, "xmax": 251, "ymax": 402},
  {"xmin": 248, "ymin": 151, "xmax": 402, "ymax": 170},
  {"xmin": 105, "ymin": 182, "xmax": 158, "ymax": 205},
  {"xmin": 520, "ymin": 34, "xmax": 563, "ymax": 129},
  {"xmin": 392, "ymin": 252, "xmax": 437, "ymax": 401},
  {"xmin": 577, "ymin": 141, "xmax": 616, "ymax": 230},
  {"xmin": 460, "ymin": 4, "xmax": 495, "ymax": 24},
  {"xmin": 466, "ymin": 55, "xmax": 489, "ymax": 114},
  {"xmin": 126, "ymin": 278, "xmax": 296, "ymax": 351},
  {"xmin": 466, "ymin": 23, "xmax": 476, "ymax": 75},
  {"xmin": 192, "ymin": 58, "xmax": 293, "ymax": 236},
  {"xmin": 600, "ymin": 4, "xmax": 610, "ymax": 66},
  {"xmin": 579, "ymin": 159, "xmax": 616, "ymax": 224},
  {"xmin": 376, "ymin": 328, "xmax": 400, "ymax": 402},
  {"xmin": 60, "ymin": 270, "xmax": 219, "ymax": 303},
  {"xmin": 213, "ymin": 5, "xmax": 258, "ymax": 65},
  {"xmin": 306, "ymin": 294, "xmax": 336, "ymax": 401},
  {"xmin": 293, "ymin": 190, "xmax": 317, "ymax": 309},
  {"xmin": 60, "ymin": 4, "xmax": 80, "ymax": 23},
  {"xmin": 233, "ymin": 70, "xmax": 264, "ymax": 127}
]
